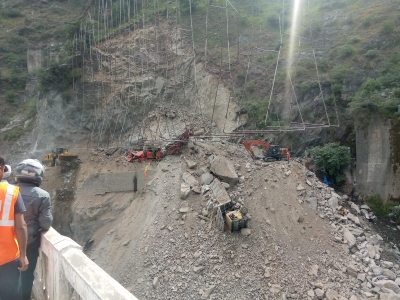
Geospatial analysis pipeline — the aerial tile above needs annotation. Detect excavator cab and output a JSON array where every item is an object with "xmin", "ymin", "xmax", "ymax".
[{"xmin": 56, "ymin": 148, "xmax": 65, "ymax": 156}]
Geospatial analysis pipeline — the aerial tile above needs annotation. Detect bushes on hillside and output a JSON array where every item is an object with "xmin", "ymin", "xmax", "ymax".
[
  {"xmin": 311, "ymin": 143, "xmax": 351, "ymax": 185},
  {"xmin": 349, "ymin": 57, "xmax": 400, "ymax": 126}
]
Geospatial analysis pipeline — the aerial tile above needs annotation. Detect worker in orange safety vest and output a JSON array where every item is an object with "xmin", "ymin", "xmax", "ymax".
[{"xmin": 0, "ymin": 155, "xmax": 29, "ymax": 300}]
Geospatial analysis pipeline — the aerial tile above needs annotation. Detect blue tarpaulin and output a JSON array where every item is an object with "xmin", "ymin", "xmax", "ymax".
[{"xmin": 324, "ymin": 175, "xmax": 332, "ymax": 186}]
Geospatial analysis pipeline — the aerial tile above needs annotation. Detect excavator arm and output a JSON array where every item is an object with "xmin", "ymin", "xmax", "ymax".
[{"xmin": 243, "ymin": 140, "xmax": 270, "ymax": 160}]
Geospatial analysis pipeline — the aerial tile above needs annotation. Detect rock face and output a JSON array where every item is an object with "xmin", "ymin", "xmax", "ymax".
[{"xmin": 209, "ymin": 156, "xmax": 239, "ymax": 185}]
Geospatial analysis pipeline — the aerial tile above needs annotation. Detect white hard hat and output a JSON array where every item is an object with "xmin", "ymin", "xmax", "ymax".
[
  {"xmin": 16, "ymin": 159, "xmax": 45, "ymax": 186},
  {"xmin": 3, "ymin": 165, "xmax": 11, "ymax": 179}
]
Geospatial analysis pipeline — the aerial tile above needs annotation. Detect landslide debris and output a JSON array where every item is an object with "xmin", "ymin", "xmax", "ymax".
[{"xmin": 53, "ymin": 141, "xmax": 400, "ymax": 299}]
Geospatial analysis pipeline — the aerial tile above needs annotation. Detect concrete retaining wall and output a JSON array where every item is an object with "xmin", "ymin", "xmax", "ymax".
[
  {"xmin": 77, "ymin": 171, "xmax": 154, "ymax": 195},
  {"xmin": 356, "ymin": 115, "xmax": 400, "ymax": 201},
  {"xmin": 33, "ymin": 228, "xmax": 138, "ymax": 300}
]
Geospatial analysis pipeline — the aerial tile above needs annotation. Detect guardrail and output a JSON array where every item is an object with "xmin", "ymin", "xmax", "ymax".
[{"xmin": 32, "ymin": 227, "xmax": 138, "ymax": 300}]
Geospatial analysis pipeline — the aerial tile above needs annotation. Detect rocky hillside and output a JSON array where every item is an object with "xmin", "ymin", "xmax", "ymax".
[
  {"xmin": 41, "ymin": 140, "xmax": 400, "ymax": 299},
  {"xmin": 1, "ymin": 0, "xmax": 399, "ymax": 157}
]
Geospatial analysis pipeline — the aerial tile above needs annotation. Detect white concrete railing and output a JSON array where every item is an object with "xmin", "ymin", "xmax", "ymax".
[{"xmin": 33, "ymin": 227, "xmax": 138, "ymax": 300}]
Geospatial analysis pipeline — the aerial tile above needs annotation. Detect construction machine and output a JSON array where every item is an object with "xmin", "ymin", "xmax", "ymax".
[
  {"xmin": 44, "ymin": 148, "xmax": 79, "ymax": 167},
  {"xmin": 243, "ymin": 140, "xmax": 290, "ymax": 162},
  {"xmin": 127, "ymin": 128, "xmax": 194, "ymax": 162}
]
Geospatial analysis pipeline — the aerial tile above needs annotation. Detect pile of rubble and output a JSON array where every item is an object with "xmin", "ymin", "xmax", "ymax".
[
  {"xmin": 86, "ymin": 141, "xmax": 400, "ymax": 300},
  {"xmin": 299, "ymin": 170, "xmax": 400, "ymax": 299}
]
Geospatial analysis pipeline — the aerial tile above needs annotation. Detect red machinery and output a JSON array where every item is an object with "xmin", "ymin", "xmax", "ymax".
[
  {"xmin": 127, "ymin": 128, "xmax": 194, "ymax": 162},
  {"xmin": 243, "ymin": 140, "xmax": 290, "ymax": 162}
]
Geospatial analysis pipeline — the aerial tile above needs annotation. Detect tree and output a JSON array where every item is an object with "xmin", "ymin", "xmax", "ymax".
[{"xmin": 311, "ymin": 143, "xmax": 351, "ymax": 185}]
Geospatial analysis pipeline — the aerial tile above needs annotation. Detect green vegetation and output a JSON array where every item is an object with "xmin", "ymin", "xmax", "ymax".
[
  {"xmin": 2, "ymin": 9, "xmax": 23, "ymax": 18},
  {"xmin": 349, "ymin": 56, "xmax": 400, "ymax": 127},
  {"xmin": 247, "ymin": 98, "xmax": 269, "ymax": 129},
  {"xmin": 331, "ymin": 65, "xmax": 348, "ymax": 84},
  {"xmin": 382, "ymin": 20, "xmax": 395, "ymax": 35},
  {"xmin": 247, "ymin": 82, "xmax": 255, "ymax": 94},
  {"xmin": 365, "ymin": 49, "xmax": 379, "ymax": 59},
  {"xmin": 5, "ymin": 91, "xmax": 18, "ymax": 106},
  {"xmin": 311, "ymin": 143, "xmax": 351, "ymax": 185},
  {"xmin": 37, "ymin": 62, "xmax": 81, "ymax": 92},
  {"xmin": 339, "ymin": 44, "xmax": 356, "ymax": 59},
  {"xmin": 367, "ymin": 194, "xmax": 399, "ymax": 222}
]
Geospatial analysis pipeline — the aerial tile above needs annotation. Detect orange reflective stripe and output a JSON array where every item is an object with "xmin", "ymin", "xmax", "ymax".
[{"xmin": 0, "ymin": 183, "xmax": 20, "ymax": 266}]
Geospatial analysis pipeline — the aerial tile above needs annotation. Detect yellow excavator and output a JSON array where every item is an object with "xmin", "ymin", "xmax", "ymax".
[{"xmin": 44, "ymin": 148, "xmax": 78, "ymax": 167}]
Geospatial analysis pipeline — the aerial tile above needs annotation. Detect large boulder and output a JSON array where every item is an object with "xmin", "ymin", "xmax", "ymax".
[
  {"xmin": 373, "ymin": 280, "xmax": 400, "ymax": 294},
  {"xmin": 209, "ymin": 156, "xmax": 239, "ymax": 185},
  {"xmin": 182, "ymin": 172, "xmax": 200, "ymax": 188}
]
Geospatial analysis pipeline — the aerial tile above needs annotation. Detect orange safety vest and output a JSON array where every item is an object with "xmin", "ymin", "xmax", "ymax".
[{"xmin": 0, "ymin": 182, "xmax": 20, "ymax": 266}]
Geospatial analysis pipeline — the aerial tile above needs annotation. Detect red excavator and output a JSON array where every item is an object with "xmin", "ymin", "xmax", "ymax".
[
  {"xmin": 127, "ymin": 128, "xmax": 194, "ymax": 162},
  {"xmin": 243, "ymin": 140, "xmax": 290, "ymax": 162}
]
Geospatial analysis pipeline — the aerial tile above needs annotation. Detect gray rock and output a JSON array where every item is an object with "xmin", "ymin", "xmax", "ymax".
[
  {"xmin": 343, "ymin": 227, "xmax": 357, "ymax": 248},
  {"xmin": 381, "ymin": 261, "xmax": 394, "ymax": 269},
  {"xmin": 186, "ymin": 159, "xmax": 197, "ymax": 169},
  {"xmin": 182, "ymin": 172, "xmax": 200, "ymax": 188},
  {"xmin": 347, "ymin": 265, "xmax": 358, "ymax": 277},
  {"xmin": 307, "ymin": 290, "xmax": 315, "ymax": 297},
  {"xmin": 307, "ymin": 197, "xmax": 318, "ymax": 210},
  {"xmin": 350, "ymin": 202, "xmax": 361, "ymax": 214},
  {"xmin": 325, "ymin": 289, "xmax": 339, "ymax": 300},
  {"xmin": 180, "ymin": 182, "xmax": 191, "ymax": 200},
  {"xmin": 382, "ymin": 268, "xmax": 397, "ymax": 280},
  {"xmin": 372, "ymin": 266, "xmax": 383, "ymax": 275},
  {"xmin": 202, "ymin": 285, "xmax": 215, "ymax": 298},
  {"xmin": 360, "ymin": 204, "xmax": 371, "ymax": 210},
  {"xmin": 195, "ymin": 168, "xmax": 205, "ymax": 176},
  {"xmin": 372, "ymin": 280, "xmax": 400, "ymax": 294},
  {"xmin": 193, "ymin": 266, "xmax": 205, "ymax": 273},
  {"xmin": 328, "ymin": 197, "xmax": 339, "ymax": 209},
  {"xmin": 241, "ymin": 228, "xmax": 251, "ymax": 236},
  {"xmin": 309, "ymin": 265, "xmax": 319, "ymax": 276},
  {"xmin": 209, "ymin": 156, "xmax": 239, "ymax": 185},
  {"xmin": 270, "ymin": 284, "xmax": 282, "ymax": 294},
  {"xmin": 367, "ymin": 244, "xmax": 376, "ymax": 258},
  {"xmin": 179, "ymin": 207, "xmax": 190, "ymax": 213},
  {"xmin": 221, "ymin": 182, "xmax": 230, "ymax": 189},
  {"xmin": 241, "ymin": 244, "xmax": 249, "ymax": 249},
  {"xmin": 297, "ymin": 184, "xmax": 305, "ymax": 191},
  {"xmin": 152, "ymin": 277, "xmax": 159, "ymax": 288},
  {"xmin": 380, "ymin": 294, "xmax": 400, "ymax": 300},
  {"xmin": 315, "ymin": 288, "xmax": 325, "ymax": 299},
  {"xmin": 122, "ymin": 240, "xmax": 130, "ymax": 246},
  {"xmin": 200, "ymin": 172, "xmax": 214, "ymax": 185},
  {"xmin": 357, "ymin": 273, "xmax": 366, "ymax": 281}
]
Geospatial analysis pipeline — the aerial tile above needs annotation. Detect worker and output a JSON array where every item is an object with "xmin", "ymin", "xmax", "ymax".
[
  {"xmin": 14, "ymin": 159, "xmax": 53, "ymax": 300},
  {"xmin": 1, "ymin": 164, "xmax": 12, "ymax": 183},
  {"xmin": 0, "ymin": 155, "xmax": 29, "ymax": 300}
]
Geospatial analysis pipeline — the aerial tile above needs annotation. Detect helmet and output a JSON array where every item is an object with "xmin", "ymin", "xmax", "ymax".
[
  {"xmin": 3, "ymin": 165, "xmax": 11, "ymax": 179},
  {"xmin": 15, "ymin": 159, "xmax": 45, "ymax": 186}
]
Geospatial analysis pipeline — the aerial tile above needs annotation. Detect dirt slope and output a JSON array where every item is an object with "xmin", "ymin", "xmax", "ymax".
[{"xmin": 40, "ymin": 140, "xmax": 400, "ymax": 299}]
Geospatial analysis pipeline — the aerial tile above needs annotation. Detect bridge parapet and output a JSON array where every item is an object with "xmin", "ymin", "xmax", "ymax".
[{"xmin": 33, "ymin": 227, "xmax": 138, "ymax": 300}]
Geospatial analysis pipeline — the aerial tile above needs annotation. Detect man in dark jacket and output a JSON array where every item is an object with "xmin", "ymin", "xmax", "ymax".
[{"xmin": 15, "ymin": 159, "xmax": 53, "ymax": 300}]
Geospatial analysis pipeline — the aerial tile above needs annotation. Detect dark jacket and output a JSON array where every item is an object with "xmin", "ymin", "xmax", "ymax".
[{"xmin": 16, "ymin": 182, "xmax": 53, "ymax": 250}]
